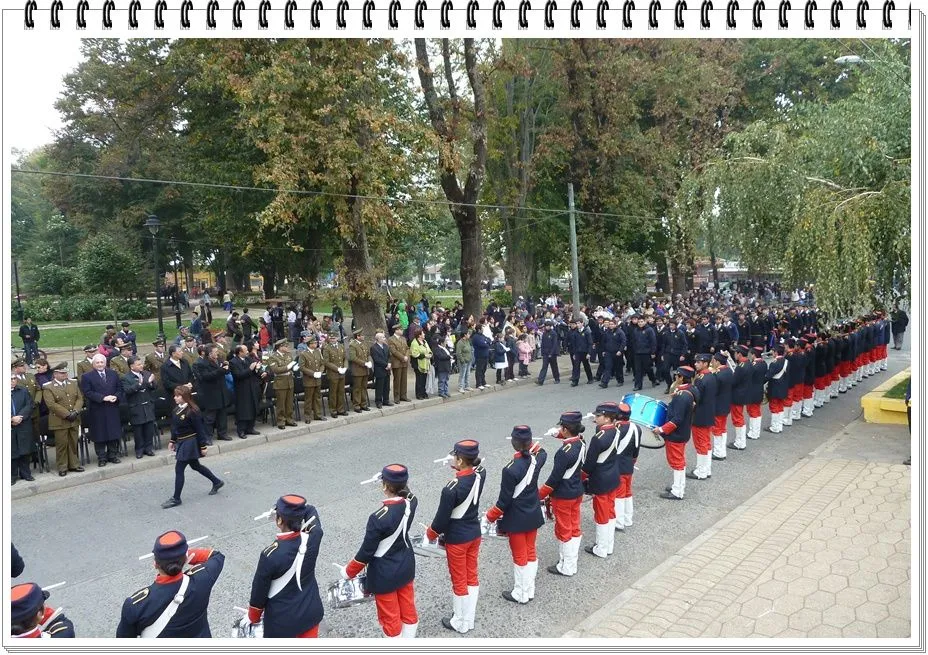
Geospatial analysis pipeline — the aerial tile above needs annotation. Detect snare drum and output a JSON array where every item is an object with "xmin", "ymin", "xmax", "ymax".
[
  {"xmin": 621, "ymin": 393, "xmax": 669, "ymax": 430},
  {"xmin": 411, "ymin": 533, "xmax": 446, "ymax": 558},
  {"xmin": 326, "ymin": 575, "xmax": 373, "ymax": 610},
  {"xmin": 231, "ymin": 616, "xmax": 264, "ymax": 639},
  {"xmin": 481, "ymin": 520, "xmax": 507, "ymax": 540}
]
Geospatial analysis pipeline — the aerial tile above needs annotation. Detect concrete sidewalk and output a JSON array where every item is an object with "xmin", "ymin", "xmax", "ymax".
[{"xmin": 565, "ymin": 420, "xmax": 912, "ymax": 639}]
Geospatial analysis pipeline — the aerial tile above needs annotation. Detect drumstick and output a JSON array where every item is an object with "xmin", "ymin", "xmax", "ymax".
[
  {"xmin": 139, "ymin": 535, "xmax": 209, "ymax": 560},
  {"xmin": 233, "ymin": 606, "xmax": 248, "ymax": 613},
  {"xmin": 506, "ymin": 436, "xmax": 543, "ymax": 441},
  {"xmin": 433, "ymin": 454, "xmax": 455, "ymax": 465},
  {"xmin": 254, "ymin": 509, "xmax": 275, "ymax": 521},
  {"xmin": 42, "ymin": 581, "xmax": 66, "ymax": 591},
  {"xmin": 359, "ymin": 473, "xmax": 382, "ymax": 485}
]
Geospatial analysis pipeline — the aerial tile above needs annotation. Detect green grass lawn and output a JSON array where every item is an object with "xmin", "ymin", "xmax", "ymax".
[{"xmin": 884, "ymin": 376, "xmax": 910, "ymax": 400}]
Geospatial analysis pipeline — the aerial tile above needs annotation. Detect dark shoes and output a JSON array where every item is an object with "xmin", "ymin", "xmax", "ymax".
[
  {"xmin": 315, "ymin": 416, "xmax": 327, "ymax": 421},
  {"xmin": 277, "ymin": 425, "xmax": 286, "ymax": 430},
  {"xmin": 108, "ymin": 457, "xmax": 121, "ymax": 464},
  {"xmin": 144, "ymin": 451, "xmax": 155, "ymax": 457},
  {"xmin": 136, "ymin": 454, "xmax": 144, "ymax": 459},
  {"xmin": 339, "ymin": 412, "xmax": 349, "ymax": 417},
  {"xmin": 383, "ymin": 403, "xmax": 394, "ymax": 407},
  {"xmin": 69, "ymin": 466, "xmax": 85, "ymax": 472},
  {"xmin": 712, "ymin": 455, "xmax": 726, "ymax": 461},
  {"xmin": 218, "ymin": 435, "xmax": 233, "ymax": 441},
  {"xmin": 59, "ymin": 471, "xmax": 67, "ymax": 477},
  {"xmin": 209, "ymin": 480, "xmax": 225, "ymax": 495},
  {"xmin": 375, "ymin": 403, "xmax": 383, "ymax": 409},
  {"xmin": 440, "ymin": 617, "xmax": 457, "ymax": 632},
  {"xmin": 547, "ymin": 564, "xmax": 569, "ymax": 576},
  {"xmin": 903, "ymin": 457, "xmax": 911, "ymax": 465},
  {"xmin": 535, "ymin": 380, "xmax": 544, "ymax": 386},
  {"xmin": 285, "ymin": 421, "xmax": 298, "ymax": 426},
  {"xmin": 98, "ymin": 460, "xmax": 107, "ymax": 467},
  {"xmin": 570, "ymin": 381, "xmax": 579, "ymax": 387},
  {"xmin": 686, "ymin": 471, "xmax": 710, "ymax": 480},
  {"xmin": 354, "ymin": 409, "xmax": 363, "ymax": 414},
  {"xmin": 728, "ymin": 443, "xmax": 746, "ymax": 451},
  {"xmin": 246, "ymin": 430, "xmax": 261, "ymax": 435},
  {"xmin": 659, "ymin": 491, "xmax": 684, "ymax": 500},
  {"xmin": 599, "ymin": 383, "xmax": 608, "ymax": 389},
  {"xmin": 501, "ymin": 591, "xmax": 528, "ymax": 604},
  {"xmin": 162, "ymin": 497, "xmax": 182, "ymax": 509}
]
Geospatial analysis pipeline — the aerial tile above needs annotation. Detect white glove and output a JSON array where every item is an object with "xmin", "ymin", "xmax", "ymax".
[
  {"xmin": 365, "ymin": 361, "xmax": 373, "ymax": 369},
  {"xmin": 583, "ymin": 412, "xmax": 596, "ymax": 421},
  {"xmin": 480, "ymin": 516, "xmax": 489, "ymax": 535},
  {"xmin": 287, "ymin": 361, "xmax": 299, "ymax": 372},
  {"xmin": 544, "ymin": 426, "xmax": 560, "ymax": 438},
  {"xmin": 338, "ymin": 367, "xmax": 347, "ymax": 375},
  {"xmin": 338, "ymin": 565, "xmax": 350, "ymax": 581},
  {"xmin": 313, "ymin": 372, "xmax": 322, "ymax": 379}
]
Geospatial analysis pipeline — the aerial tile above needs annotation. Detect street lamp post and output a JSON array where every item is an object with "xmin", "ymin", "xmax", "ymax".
[
  {"xmin": 169, "ymin": 237, "xmax": 182, "ymax": 328},
  {"xmin": 144, "ymin": 215, "xmax": 165, "ymax": 343}
]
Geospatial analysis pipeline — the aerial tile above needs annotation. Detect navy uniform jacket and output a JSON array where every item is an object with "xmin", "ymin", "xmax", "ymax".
[
  {"xmin": 430, "ymin": 467, "xmax": 487, "ymax": 545},
  {"xmin": 659, "ymin": 386, "xmax": 696, "ymax": 443},
  {"xmin": 14, "ymin": 608, "xmax": 75, "ymax": 638},
  {"xmin": 540, "ymin": 331, "xmax": 559, "ymax": 358},
  {"xmin": 665, "ymin": 328, "xmax": 688, "ymax": 359},
  {"xmin": 629, "ymin": 326, "xmax": 656, "ymax": 355},
  {"xmin": 803, "ymin": 347, "xmax": 816, "ymax": 385},
  {"xmin": 581, "ymin": 426, "xmax": 621, "ymax": 495},
  {"xmin": 713, "ymin": 365, "xmax": 733, "ymax": 416},
  {"xmin": 170, "ymin": 405, "xmax": 208, "ymax": 462},
  {"xmin": 615, "ymin": 421, "xmax": 641, "ymax": 475},
  {"xmin": 787, "ymin": 350, "xmax": 805, "ymax": 387},
  {"xmin": 692, "ymin": 372, "xmax": 717, "ymax": 427},
  {"xmin": 249, "ymin": 508, "xmax": 324, "ymax": 637},
  {"xmin": 350, "ymin": 496, "xmax": 417, "ymax": 595},
  {"xmin": 117, "ymin": 550, "xmax": 225, "ymax": 638},
  {"xmin": 493, "ymin": 451, "xmax": 547, "ymax": 534},
  {"xmin": 766, "ymin": 357, "xmax": 790, "ymax": 399},
  {"xmin": 815, "ymin": 343, "xmax": 828, "ymax": 378},
  {"xmin": 694, "ymin": 324, "xmax": 715, "ymax": 352},
  {"xmin": 749, "ymin": 359, "xmax": 768, "ymax": 405},
  {"xmin": 567, "ymin": 328, "xmax": 592, "ymax": 355},
  {"xmin": 730, "ymin": 361, "xmax": 752, "ymax": 406},
  {"xmin": 539, "ymin": 437, "xmax": 585, "ymax": 500}
]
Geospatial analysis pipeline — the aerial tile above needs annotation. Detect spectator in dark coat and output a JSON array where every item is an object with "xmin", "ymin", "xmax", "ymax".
[
  {"xmin": 471, "ymin": 329, "xmax": 492, "ymax": 389},
  {"xmin": 161, "ymin": 345, "xmax": 194, "ymax": 397},
  {"xmin": 12, "ymin": 544, "xmax": 25, "ymax": 578},
  {"xmin": 122, "ymin": 357, "xmax": 158, "ymax": 458},
  {"xmin": 11, "ymin": 375, "xmax": 35, "ymax": 483},
  {"xmin": 192, "ymin": 345, "xmax": 231, "ymax": 444},
  {"xmin": 891, "ymin": 306, "xmax": 909, "ymax": 350},
  {"xmin": 230, "ymin": 345, "xmax": 264, "ymax": 438},
  {"xmin": 79, "ymin": 354, "xmax": 124, "ymax": 467}
]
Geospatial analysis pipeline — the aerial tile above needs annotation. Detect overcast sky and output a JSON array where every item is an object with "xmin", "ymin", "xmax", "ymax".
[{"xmin": 4, "ymin": 33, "xmax": 83, "ymax": 155}]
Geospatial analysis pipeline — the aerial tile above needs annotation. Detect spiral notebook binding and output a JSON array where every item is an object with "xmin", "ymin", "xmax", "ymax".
[
  {"xmin": 622, "ymin": 0, "xmax": 633, "ymax": 27},
  {"xmin": 882, "ymin": 0, "xmax": 892, "ymax": 26},
  {"xmin": 674, "ymin": 0, "xmax": 685, "ymax": 27},
  {"xmin": 467, "ymin": 0, "xmax": 478, "ymax": 26},
  {"xmin": 597, "ymin": 0, "xmax": 607, "ymax": 27},
  {"xmin": 544, "ymin": 0, "xmax": 556, "ymax": 26},
  {"xmin": 519, "ymin": 0, "xmax": 530, "ymax": 27},
  {"xmin": 259, "ymin": 0, "xmax": 270, "ymax": 27},
  {"xmin": 700, "ymin": 0, "xmax": 712, "ymax": 27},
  {"xmin": 778, "ymin": 0, "xmax": 789, "ymax": 26},
  {"xmin": 830, "ymin": 0, "xmax": 841, "ymax": 26},
  {"xmin": 856, "ymin": 0, "xmax": 867, "ymax": 25},
  {"xmin": 232, "ymin": 0, "xmax": 245, "ymax": 27},
  {"xmin": 208, "ymin": 0, "xmax": 220, "ymax": 27},
  {"xmin": 571, "ymin": 0, "xmax": 582, "ymax": 27},
  {"xmin": 752, "ymin": 0, "xmax": 763, "ymax": 27},
  {"xmin": 336, "ymin": 0, "xmax": 349, "ymax": 28},
  {"xmin": 726, "ymin": 0, "xmax": 738, "ymax": 26},
  {"xmin": 648, "ymin": 0, "xmax": 659, "ymax": 27},
  {"xmin": 804, "ymin": 0, "xmax": 815, "ymax": 26}
]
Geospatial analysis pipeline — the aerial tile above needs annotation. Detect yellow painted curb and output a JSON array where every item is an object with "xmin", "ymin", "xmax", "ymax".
[{"xmin": 862, "ymin": 368, "xmax": 910, "ymax": 425}]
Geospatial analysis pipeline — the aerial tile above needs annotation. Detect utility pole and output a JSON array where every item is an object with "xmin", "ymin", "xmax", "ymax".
[{"xmin": 568, "ymin": 183, "xmax": 581, "ymax": 321}]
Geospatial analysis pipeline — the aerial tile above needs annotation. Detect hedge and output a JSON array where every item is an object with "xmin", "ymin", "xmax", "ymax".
[{"xmin": 13, "ymin": 296, "xmax": 155, "ymax": 322}]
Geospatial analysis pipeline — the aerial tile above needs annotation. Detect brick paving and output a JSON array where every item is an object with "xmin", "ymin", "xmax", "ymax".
[{"xmin": 565, "ymin": 456, "xmax": 911, "ymax": 638}]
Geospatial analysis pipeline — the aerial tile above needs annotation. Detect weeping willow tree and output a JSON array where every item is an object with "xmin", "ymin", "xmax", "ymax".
[{"xmin": 678, "ymin": 40, "xmax": 910, "ymax": 320}]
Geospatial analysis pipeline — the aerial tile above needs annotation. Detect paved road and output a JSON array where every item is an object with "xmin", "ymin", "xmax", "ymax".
[{"xmin": 10, "ymin": 350, "xmax": 909, "ymax": 638}]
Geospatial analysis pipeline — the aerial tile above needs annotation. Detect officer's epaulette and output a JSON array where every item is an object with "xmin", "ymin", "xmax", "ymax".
[
  {"xmin": 374, "ymin": 506, "xmax": 389, "ymax": 520},
  {"xmin": 563, "ymin": 442, "xmax": 573, "ymax": 453},
  {"xmin": 41, "ymin": 381, "xmax": 54, "ymax": 387},
  {"xmin": 406, "ymin": 492, "xmax": 415, "ymax": 502},
  {"xmin": 262, "ymin": 541, "xmax": 279, "ymax": 557},
  {"xmin": 187, "ymin": 564, "xmax": 206, "ymax": 575},
  {"xmin": 46, "ymin": 622, "xmax": 70, "ymax": 636},
  {"xmin": 504, "ymin": 460, "xmax": 515, "ymax": 469},
  {"xmin": 445, "ymin": 479, "xmax": 458, "ymax": 490},
  {"xmin": 129, "ymin": 587, "xmax": 150, "ymax": 605}
]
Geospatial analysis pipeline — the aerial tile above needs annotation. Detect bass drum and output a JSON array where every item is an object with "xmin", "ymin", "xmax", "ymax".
[
  {"xmin": 621, "ymin": 393, "xmax": 669, "ymax": 430},
  {"xmin": 326, "ymin": 574, "xmax": 374, "ymax": 610}
]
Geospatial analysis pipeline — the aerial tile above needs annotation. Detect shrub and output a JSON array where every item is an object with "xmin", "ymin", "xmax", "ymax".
[
  {"xmin": 14, "ymin": 295, "xmax": 155, "ymax": 322},
  {"xmin": 489, "ymin": 289, "xmax": 513, "ymax": 309}
]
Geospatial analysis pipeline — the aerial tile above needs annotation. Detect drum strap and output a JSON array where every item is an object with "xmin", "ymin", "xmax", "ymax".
[
  {"xmin": 617, "ymin": 423, "xmax": 640, "ymax": 455},
  {"xmin": 563, "ymin": 443, "xmax": 586, "ymax": 480},
  {"xmin": 450, "ymin": 474, "xmax": 481, "ymax": 519},
  {"xmin": 771, "ymin": 360, "xmax": 788, "ymax": 380},
  {"xmin": 140, "ymin": 574, "xmax": 190, "ymax": 638},
  {"xmin": 595, "ymin": 429, "xmax": 621, "ymax": 464},
  {"xmin": 374, "ymin": 500, "xmax": 411, "ymax": 558},
  {"xmin": 512, "ymin": 455, "xmax": 537, "ymax": 498},
  {"xmin": 268, "ymin": 532, "xmax": 309, "ymax": 598}
]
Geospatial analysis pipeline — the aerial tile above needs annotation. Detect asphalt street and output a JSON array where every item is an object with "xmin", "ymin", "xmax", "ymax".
[{"xmin": 10, "ymin": 349, "xmax": 910, "ymax": 639}]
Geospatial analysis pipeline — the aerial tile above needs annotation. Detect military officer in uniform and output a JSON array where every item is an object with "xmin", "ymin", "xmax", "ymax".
[
  {"xmin": 581, "ymin": 402, "xmax": 623, "ymax": 559},
  {"xmin": 348, "ymin": 329, "xmax": 372, "ymax": 413},
  {"xmin": 323, "ymin": 331, "xmax": 348, "ymax": 417},
  {"xmin": 340, "ymin": 465, "xmax": 419, "ymax": 638},
  {"xmin": 298, "ymin": 336, "xmax": 327, "ymax": 424},
  {"xmin": 387, "ymin": 324, "xmax": 411, "ymax": 404},
  {"xmin": 654, "ymin": 366, "xmax": 697, "ymax": 500},
  {"xmin": 538, "ymin": 411, "xmax": 586, "ymax": 577},
  {"xmin": 182, "ymin": 336, "xmax": 199, "ymax": 367},
  {"xmin": 109, "ymin": 342, "xmax": 133, "ymax": 376},
  {"xmin": 42, "ymin": 362, "xmax": 85, "ymax": 476},
  {"xmin": 11, "ymin": 582, "xmax": 75, "ymax": 638},
  {"xmin": 248, "ymin": 495, "xmax": 325, "ymax": 638},
  {"xmin": 76, "ymin": 345, "xmax": 98, "ymax": 379},
  {"xmin": 266, "ymin": 339, "xmax": 298, "ymax": 429},
  {"xmin": 144, "ymin": 340, "xmax": 168, "ymax": 387},
  {"xmin": 117, "ymin": 532, "xmax": 225, "ymax": 637}
]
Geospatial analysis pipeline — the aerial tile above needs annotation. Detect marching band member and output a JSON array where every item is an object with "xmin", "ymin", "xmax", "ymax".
[
  {"xmin": 11, "ymin": 583, "xmax": 75, "ymax": 638},
  {"xmin": 612, "ymin": 402, "xmax": 641, "ymax": 531},
  {"xmin": 249, "ymin": 495, "xmax": 325, "ymax": 638},
  {"xmin": 654, "ymin": 367, "xmax": 697, "ymax": 500},
  {"xmin": 746, "ymin": 346, "xmax": 768, "ymax": 440},
  {"xmin": 786, "ymin": 338, "xmax": 805, "ymax": 424},
  {"xmin": 484, "ymin": 426, "xmax": 547, "ymax": 603},
  {"xmin": 581, "ymin": 402, "xmax": 622, "ymax": 558},
  {"xmin": 765, "ymin": 345, "xmax": 790, "ymax": 433},
  {"xmin": 117, "ymin": 532, "xmax": 224, "ymax": 637},
  {"xmin": 728, "ymin": 346, "xmax": 752, "ymax": 450},
  {"xmin": 426, "ymin": 440, "xmax": 485, "ymax": 634},
  {"xmin": 340, "ymin": 465, "xmax": 419, "ymax": 638},
  {"xmin": 538, "ymin": 411, "xmax": 586, "ymax": 577},
  {"xmin": 688, "ymin": 354, "xmax": 716, "ymax": 480},
  {"xmin": 800, "ymin": 337, "xmax": 816, "ymax": 418},
  {"xmin": 710, "ymin": 352, "xmax": 733, "ymax": 461}
]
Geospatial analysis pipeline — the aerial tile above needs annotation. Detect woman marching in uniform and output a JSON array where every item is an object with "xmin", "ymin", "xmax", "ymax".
[
  {"xmin": 425, "ymin": 440, "xmax": 485, "ymax": 634},
  {"xmin": 340, "ymin": 464, "xmax": 419, "ymax": 638},
  {"xmin": 538, "ymin": 411, "xmax": 586, "ymax": 577},
  {"xmin": 161, "ymin": 387, "xmax": 224, "ymax": 509},
  {"xmin": 248, "ymin": 495, "xmax": 325, "ymax": 637},
  {"xmin": 484, "ymin": 426, "xmax": 547, "ymax": 604}
]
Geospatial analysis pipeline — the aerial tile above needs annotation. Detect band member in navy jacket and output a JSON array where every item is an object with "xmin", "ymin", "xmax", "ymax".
[
  {"xmin": 341, "ymin": 465, "xmax": 419, "ymax": 638},
  {"xmin": 484, "ymin": 426, "xmax": 547, "ymax": 604},
  {"xmin": 249, "ymin": 495, "xmax": 325, "ymax": 638},
  {"xmin": 654, "ymin": 367, "xmax": 697, "ymax": 500},
  {"xmin": 612, "ymin": 402, "xmax": 642, "ymax": 532},
  {"xmin": 11, "ymin": 583, "xmax": 75, "ymax": 638},
  {"xmin": 117, "ymin": 531, "xmax": 224, "ymax": 637},
  {"xmin": 766, "ymin": 345, "xmax": 790, "ymax": 433},
  {"xmin": 689, "ymin": 354, "xmax": 717, "ymax": 480},
  {"xmin": 746, "ymin": 346, "xmax": 768, "ymax": 440},
  {"xmin": 581, "ymin": 402, "xmax": 623, "ymax": 559},
  {"xmin": 729, "ymin": 346, "xmax": 752, "ymax": 450},
  {"xmin": 710, "ymin": 352, "xmax": 734, "ymax": 461},
  {"xmin": 426, "ymin": 440, "xmax": 485, "ymax": 634},
  {"xmin": 538, "ymin": 411, "xmax": 586, "ymax": 577}
]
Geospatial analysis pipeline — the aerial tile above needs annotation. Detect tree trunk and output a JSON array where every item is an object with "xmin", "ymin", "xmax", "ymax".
[
  {"xmin": 183, "ymin": 254, "xmax": 194, "ymax": 295},
  {"xmin": 655, "ymin": 253, "xmax": 671, "ymax": 295},
  {"xmin": 342, "ymin": 176, "xmax": 386, "ymax": 337},
  {"xmin": 261, "ymin": 265, "xmax": 276, "ymax": 299},
  {"xmin": 454, "ymin": 206, "xmax": 483, "ymax": 320}
]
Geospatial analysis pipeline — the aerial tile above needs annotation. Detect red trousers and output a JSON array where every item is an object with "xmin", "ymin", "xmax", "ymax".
[
  {"xmin": 665, "ymin": 441, "xmax": 686, "ymax": 470},
  {"xmin": 551, "ymin": 496, "xmax": 582, "ymax": 542},
  {"xmin": 374, "ymin": 581, "xmax": 418, "ymax": 637},
  {"xmin": 445, "ymin": 537, "xmax": 481, "ymax": 596},
  {"xmin": 789, "ymin": 385, "xmax": 803, "ymax": 405},
  {"xmin": 769, "ymin": 397, "xmax": 784, "ymax": 413},
  {"xmin": 730, "ymin": 404, "xmax": 745, "ymax": 427},
  {"xmin": 297, "ymin": 625, "xmax": 319, "ymax": 638},
  {"xmin": 803, "ymin": 384, "xmax": 813, "ymax": 400},
  {"xmin": 815, "ymin": 377, "xmax": 827, "ymax": 390},
  {"xmin": 507, "ymin": 529, "xmax": 538, "ymax": 566},
  {"xmin": 746, "ymin": 403, "xmax": 762, "ymax": 418},
  {"xmin": 712, "ymin": 413, "xmax": 728, "ymax": 437},
  {"xmin": 616, "ymin": 473, "xmax": 633, "ymax": 499},
  {"xmin": 692, "ymin": 425, "xmax": 711, "ymax": 455},
  {"xmin": 592, "ymin": 491, "xmax": 616, "ymax": 525}
]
